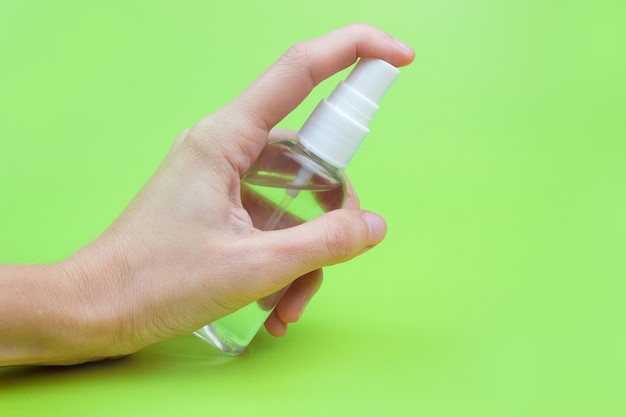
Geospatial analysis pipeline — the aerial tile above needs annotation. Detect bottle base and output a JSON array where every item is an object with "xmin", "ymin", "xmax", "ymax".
[{"xmin": 194, "ymin": 324, "xmax": 248, "ymax": 356}]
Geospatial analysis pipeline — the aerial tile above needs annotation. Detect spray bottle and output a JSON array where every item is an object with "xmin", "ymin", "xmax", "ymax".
[{"xmin": 194, "ymin": 57, "xmax": 401, "ymax": 354}]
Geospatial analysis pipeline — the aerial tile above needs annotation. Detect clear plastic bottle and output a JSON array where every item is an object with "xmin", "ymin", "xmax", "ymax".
[{"xmin": 194, "ymin": 58, "xmax": 401, "ymax": 355}]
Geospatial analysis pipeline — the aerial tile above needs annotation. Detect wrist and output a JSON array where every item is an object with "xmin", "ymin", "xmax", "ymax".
[
  {"xmin": 58, "ymin": 233, "xmax": 138, "ymax": 363},
  {"xmin": 0, "ymin": 247, "xmax": 130, "ymax": 366}
]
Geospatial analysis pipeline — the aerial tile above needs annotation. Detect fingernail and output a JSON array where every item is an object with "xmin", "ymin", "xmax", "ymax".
[
  {"xmin": 393, "ymin": 38, "xmax": 414, "ymax": 54},
  {"xmin": 297, "ymin": 299, "xmax": 308, "ymax": 321},
  {"xmin": 362, "ymin": 212, "xmax": 387, "ymax": 243}
]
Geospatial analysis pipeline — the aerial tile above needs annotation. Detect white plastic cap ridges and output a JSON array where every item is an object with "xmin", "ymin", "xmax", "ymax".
[{"xmin": 297, "ymin": 58, "xmax": 400, "ymax": 169}]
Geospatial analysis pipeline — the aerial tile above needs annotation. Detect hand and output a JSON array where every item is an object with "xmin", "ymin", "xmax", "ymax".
[{"xmin": 0, "ymin": 23, "xmax": 414, "ymax": 365}]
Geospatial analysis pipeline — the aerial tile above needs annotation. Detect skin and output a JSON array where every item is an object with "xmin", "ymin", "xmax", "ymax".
[{"xmin": 0, "ymin": 23, "xmax": 415, "ymax": 366}]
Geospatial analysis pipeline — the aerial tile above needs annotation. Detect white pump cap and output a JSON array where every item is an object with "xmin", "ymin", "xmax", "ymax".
[{"xmin": 297, "ymin": 58, "xmax": 400, "ymax": 169}]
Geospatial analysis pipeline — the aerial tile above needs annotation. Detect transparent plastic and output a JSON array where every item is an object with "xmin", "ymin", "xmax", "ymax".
[
  {"xmin": 194, "ymin": 139, "xmax": 347, "ymax": 354},
  {"xmin": 194, "ymin": 57, "xmax": 400, "ymax": 355}
]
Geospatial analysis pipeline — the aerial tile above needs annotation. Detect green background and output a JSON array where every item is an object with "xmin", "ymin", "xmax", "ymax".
[{"xmin": 1, "ymin": 1, "xmax": 625, "ymax": 416}]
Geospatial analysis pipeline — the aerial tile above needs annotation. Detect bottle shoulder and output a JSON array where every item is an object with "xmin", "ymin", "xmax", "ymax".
[{"xmin": 243, "ymin": 139, "xmax": 344, "ymax": 190}]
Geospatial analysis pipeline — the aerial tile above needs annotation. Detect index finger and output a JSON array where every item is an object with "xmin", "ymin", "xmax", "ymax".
[{"xmin": 230, "ymin": 23, "xmax": 415, "ymax": 133}]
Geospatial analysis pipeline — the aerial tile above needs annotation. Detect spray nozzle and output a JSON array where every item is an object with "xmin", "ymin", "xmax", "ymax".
[{"xmin": 297, "ymin": 58, "xmax": 400, "ymax": 169}]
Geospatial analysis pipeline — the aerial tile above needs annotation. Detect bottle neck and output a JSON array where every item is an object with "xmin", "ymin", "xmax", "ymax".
[
  {"xmin": 295, "ymin": 138, "xmax": 343, "ymax": 173},
  {"xmin": 297, "ymin": 99, "xmax": 369, "ymax": 170}
]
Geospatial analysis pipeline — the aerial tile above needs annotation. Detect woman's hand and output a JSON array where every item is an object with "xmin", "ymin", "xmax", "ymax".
[{"xmin": 0, "ymin": 23, "xmax": 414, "ymax": 366}]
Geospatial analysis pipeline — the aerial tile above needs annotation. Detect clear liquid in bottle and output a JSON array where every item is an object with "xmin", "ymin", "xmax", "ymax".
[
  {"xmin": 194, "ymin": 139, "xmax": 346, "ymax": 354},
  {"xmin": 194, "ymin": 57, "xmax": 401, "ymax": 355}
]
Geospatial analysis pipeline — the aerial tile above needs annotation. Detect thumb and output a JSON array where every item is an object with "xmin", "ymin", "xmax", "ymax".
[{"xmin": 245, "ymin": 210, "xmax": 387, "ymax": 289}]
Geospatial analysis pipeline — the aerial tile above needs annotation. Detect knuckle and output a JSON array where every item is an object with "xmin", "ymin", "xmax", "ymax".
[
  {"xmin": 278, "ymin": 42, "xmax": 317, "ymax": 86},
  {"xmin": 280, "ymin": 42, "xmax": 309, "ymax": 67},
  {"xmin": 323, "ymin": 215, "xmax": 360, "ymax": 260},
  {"xmin": 350, "ymin": 22, "xmax": 376, "ymax": 33}
]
